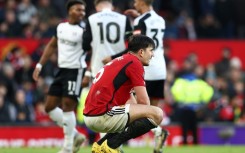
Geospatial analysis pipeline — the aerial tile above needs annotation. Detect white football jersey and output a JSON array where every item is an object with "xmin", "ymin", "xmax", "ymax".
[
  {"xmin": 56, "ymin": 22, "xmax": 85, "ymax": 68},
  {"xmin": 134, "ymin": 10, "xmax": 166, "ymax": 80},
  {"xmin": 84, "ymin": 9, "xmax": 131, "ymax": 77}
]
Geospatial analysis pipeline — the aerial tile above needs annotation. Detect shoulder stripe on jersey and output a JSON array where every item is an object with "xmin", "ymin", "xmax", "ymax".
[
  {"xmin": 107, "ymin": 61, "xmax": 133, "ymax": 105},
  {"xmin": 113, "ymin": 61, "xmax": 133, "ymax": 91},
  {"xmin": 139, "ymin": 13, "xmax": 151, "ymax": 22}
]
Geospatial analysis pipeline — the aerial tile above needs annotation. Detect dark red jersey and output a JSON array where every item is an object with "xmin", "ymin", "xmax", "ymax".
[{"xmin": 83, "ymin": 53, "xmax": 145, "ymax": 116}]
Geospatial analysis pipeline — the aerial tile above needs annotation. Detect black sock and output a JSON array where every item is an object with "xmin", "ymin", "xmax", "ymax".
[
  {"xmin": 107, "ymin": 118, "xmax": 156, "ymax": 149},
  {"xmin": 97, "ymin": 133, "xmax": 118, "ymax": 145}
]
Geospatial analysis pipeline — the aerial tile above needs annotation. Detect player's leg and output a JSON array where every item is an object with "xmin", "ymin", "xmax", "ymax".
[
  {"xmin": 103, "ymin": 104, "xmax": 163, "ymax": 150},
  {"xmin": 84, "ymin": 104, "xmax": 131, "ymax": 153},
  {"xmin": 151, "ymin": 98, "xmax": 169, "ymax": 153},
  {"xmin": 61, "ymin": 97, "xmax": 84, "ymax": 153},
  {"xmin": 45, "ymin": 75, "xmax": 64, "ymax": 127},
  {"xmin": 85, "ymin": 104, "xmax": 162, "ymax": 152},
  {"xmin": 45, "ymin": 95, "xmax": 63, "ymax": 126},
  {"xmin": 146, "ymin": 80, "xmax": 169, "ymax": 153},
  {"xmin": 59, "ymin": 68, "xmax": 86, "ymax": 153}
]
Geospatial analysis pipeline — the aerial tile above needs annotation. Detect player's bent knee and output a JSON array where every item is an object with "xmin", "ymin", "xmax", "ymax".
[{"xmin": 154, "ymin": 107, "xmax": 164, "ymax": 125}]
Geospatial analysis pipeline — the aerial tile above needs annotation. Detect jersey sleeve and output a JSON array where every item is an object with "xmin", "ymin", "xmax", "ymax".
[
  {"xmin": 126, "ymin": 60, "xmax": 145, "ymax": 87},
  {"xmin": 133, "ymin": 15, "xmax": 150, "ymax": 35},
  {"xmin": 54, "ymin": 25, "xmax": 58, "ymax": 38},
  {"xmin": 133, "ymin": 20, "xmax": 146, "ymax": 35},
  {"xmin": 125, "ymin": 17, "xmax": 133, "ymax": 39},
  {"xmin": 82, "ymin": 19, "xmax": 92, "ymax": 51}
]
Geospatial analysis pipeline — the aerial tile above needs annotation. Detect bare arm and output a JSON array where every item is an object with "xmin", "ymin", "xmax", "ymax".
[
  {"xmin": 134, "ymin": 86, "xmax": 150, "ymax": 105},
  {"xmin": 38, "ymin": 36, "xmax": 58, "ymax": 65},
  {"xmin": 126, "ymin": 93, "xmax": 137, "ymax": 104},
  {"xmin": 32, "ymin": 36, "xmax": 57, "ymax": 81},
  {"xmin": 82, "ymin": 51, "xmax": 92, "ymax": 87},
  {"xmin": 124, "ymin": 9, "xmax": 140, "ymax": 18}
]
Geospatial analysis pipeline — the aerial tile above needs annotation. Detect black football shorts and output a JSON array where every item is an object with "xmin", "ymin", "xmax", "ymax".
[
  {"xmin": 145, "ymin": 79, "xmax": 165, "ymax": 99},
  {"xmin": 48, "ymin": 68, "xmax": 84, "ymax": 101}
]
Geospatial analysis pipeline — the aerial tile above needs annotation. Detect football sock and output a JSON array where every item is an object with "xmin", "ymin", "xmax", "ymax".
[
  {"xmin": 152, "ymin": 126, "xmax": 162, "ymax": 136},
  {"xmin": 49, "ymin": 107, "xmax": 63, "ymax": 127},
  {"xmin": 49, "ymin": 107, "xmax": 78, "ymax": 135},
  {"xmin": 97, "ymin": 133, "xmax": 118, "ymax": 145},
  {"xmin": 107, "ymin": 118, "xmax": 157, "ymax": 149},
  {"xmin": 63, "ymin": 111, "xmax": 76, "ymax": 150}
]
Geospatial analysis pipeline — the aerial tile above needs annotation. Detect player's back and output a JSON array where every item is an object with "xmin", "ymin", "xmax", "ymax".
[
  {"xmin": 134, "ymin": 10, "xmax": 166, "ymax": 80},
  {"xmin": 89, "ymin": 10, "xmax": 127, "ymax": 53},
  {"xmin": 88, "ymin": 9, "xmax": 128, "ymax": 76},
  {"xmin": 144, "ymin": 11, "xmax": 165, "ymax": 52},
  {"xmin": 84, "ymin": 53, "xmax": 144, "ymax": 115}
]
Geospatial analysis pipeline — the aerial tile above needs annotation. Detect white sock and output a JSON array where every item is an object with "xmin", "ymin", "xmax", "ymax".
[
  {"xmin": 152, "ymin": 126, "xmax": 162, "ymax": 136},
  {"xmin": 49, "ymin": 107, "xmax": 78, "ymax": 135},
  {"xmin": 49, "ymin": 107, "xmax": 63, "ymax": 127},
  {"xmin": 99, "ymin": 132, "xmax": 106, "ymax": 139},
  {"xmin": 63, "ymin": 111, "xmax": 76, "ymax": 150}
]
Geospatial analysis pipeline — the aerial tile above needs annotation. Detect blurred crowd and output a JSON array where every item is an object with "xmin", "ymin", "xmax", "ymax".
[
  {"xmin": 0, "ymin": 0, "xmax": 245, "ymax": 39},
  {"xmin": 0, "ymin": 0, "xmax": 244, "ymax": 126},
  {"xmin": 0, "ymin": 40, "xmax": 244, "ymax": 126}
]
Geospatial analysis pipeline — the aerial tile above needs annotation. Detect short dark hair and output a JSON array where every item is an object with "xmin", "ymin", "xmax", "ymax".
[
  {"xmin": 94, "ymin": 0, "xmax": 112, "ymax": 6},
  {"xmin": 128, "ymin": 35, "xmax": 155, "ymax": 53},
  {"xmin": 66, "ymin": 0, "xmax": 86, "ymax": 12}
]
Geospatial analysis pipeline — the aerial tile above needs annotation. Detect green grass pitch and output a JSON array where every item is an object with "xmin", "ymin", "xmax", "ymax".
[{"xmin": 0, "ymin": 146, "xmax": 245, "ymax": 153}]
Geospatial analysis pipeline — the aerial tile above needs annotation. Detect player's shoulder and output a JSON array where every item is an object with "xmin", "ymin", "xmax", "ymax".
[
  {"xmin": 111, "ymin": 11, "xmax": 126, "ymax": 17},
  {"xmin": 134, "ymin": 12, "xmax": 151, "ymax": 25},
  {"xmin": 90, "ymin": 10, "xmax": 126, "ymax": 19},
  {"xmin": 57, "ymin": 22, "xmax": 68, "ymax": 28},
  {"xmin": 58, "ymin": 21, "xmax": 84, "ymax": 29},
  {"xmin": 151, "ymin": 10, "xmax": 165, "ymax": 21},
  {"xmin": 123, "ymin": 54, "xmax": 142, "ymax": 65}
]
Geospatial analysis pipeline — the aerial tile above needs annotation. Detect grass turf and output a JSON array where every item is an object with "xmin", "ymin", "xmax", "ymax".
[{"xmin": 0, "ymin": 146, "xmax": 245, "ymax": 153}]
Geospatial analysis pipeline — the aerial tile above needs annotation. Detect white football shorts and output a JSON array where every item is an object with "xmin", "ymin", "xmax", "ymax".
[{"xmin": 84, "ymin": 104, "xmax": 130, "ymax": 133}]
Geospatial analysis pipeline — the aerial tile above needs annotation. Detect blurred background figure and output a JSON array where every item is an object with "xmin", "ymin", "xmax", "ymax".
[
  {"xmin": 171, "ymin": 57, "xmax": 214, "ymax": 145},
  {"xmin": 0, "ymin": 83, "xmax": 16, "ymax": 123}
]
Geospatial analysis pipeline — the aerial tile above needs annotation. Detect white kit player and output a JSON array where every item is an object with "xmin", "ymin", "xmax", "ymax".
[
  {"xmin": 32, "ymin": 1, "xmax": 87, "ymax": 153},
  {"xmin": 125, "ymin": 0, "xmax": 169, "ymax": 153},
  {"xmin": 82, "ymin": 0, "xmax": 132, "ymax": 79}
]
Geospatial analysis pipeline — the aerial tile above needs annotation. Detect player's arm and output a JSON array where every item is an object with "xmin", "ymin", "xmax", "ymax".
[
  {"xmin": 32, "ymin": 36, "xmax": 57, "ymax": 81},
  {"xmin": 124, "ymin": 9, "xmax": 140, "ymax": 18},
  {"xmin": 82, "ymin": 51, "xmax": 92, "ymax": 87},
  {"xmin": 82, "ymin": 19, "xmax": 92, "ymax": 73},
  {"xmin": 133, "ymin": 17, "xmax": 147, "ymax": 35},
  {"xmin": 82, "ymin": 19, "xmax": 92, "ymax": 52},
  {"xmin": 134, "ymin": 86, "xmax": 150, "ymax": 105},
  {"xmin": 126, "ymin": 59, "xmax": 149, "ymax": 105},
  {"xmin": 126, "ymin": 93, "xmax": 137, "ymax": 104},
  {"xmin": 82, "ymin": 20, "xmax": 93, "ymax": 86},
  {"xmin": 125, "ymin": 17, "xmax": 133, "ymax": 39}
]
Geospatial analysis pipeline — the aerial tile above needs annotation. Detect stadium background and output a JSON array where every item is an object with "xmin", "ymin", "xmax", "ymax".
[{"xmin": 0, "ymin": 0, "xmax": 245, "ymax": 150}]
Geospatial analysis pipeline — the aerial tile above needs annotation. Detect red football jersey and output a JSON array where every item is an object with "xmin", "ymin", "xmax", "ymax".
[{"xmin": 83, "ymin": 53, "xmax": 145, "ymax": 116}]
